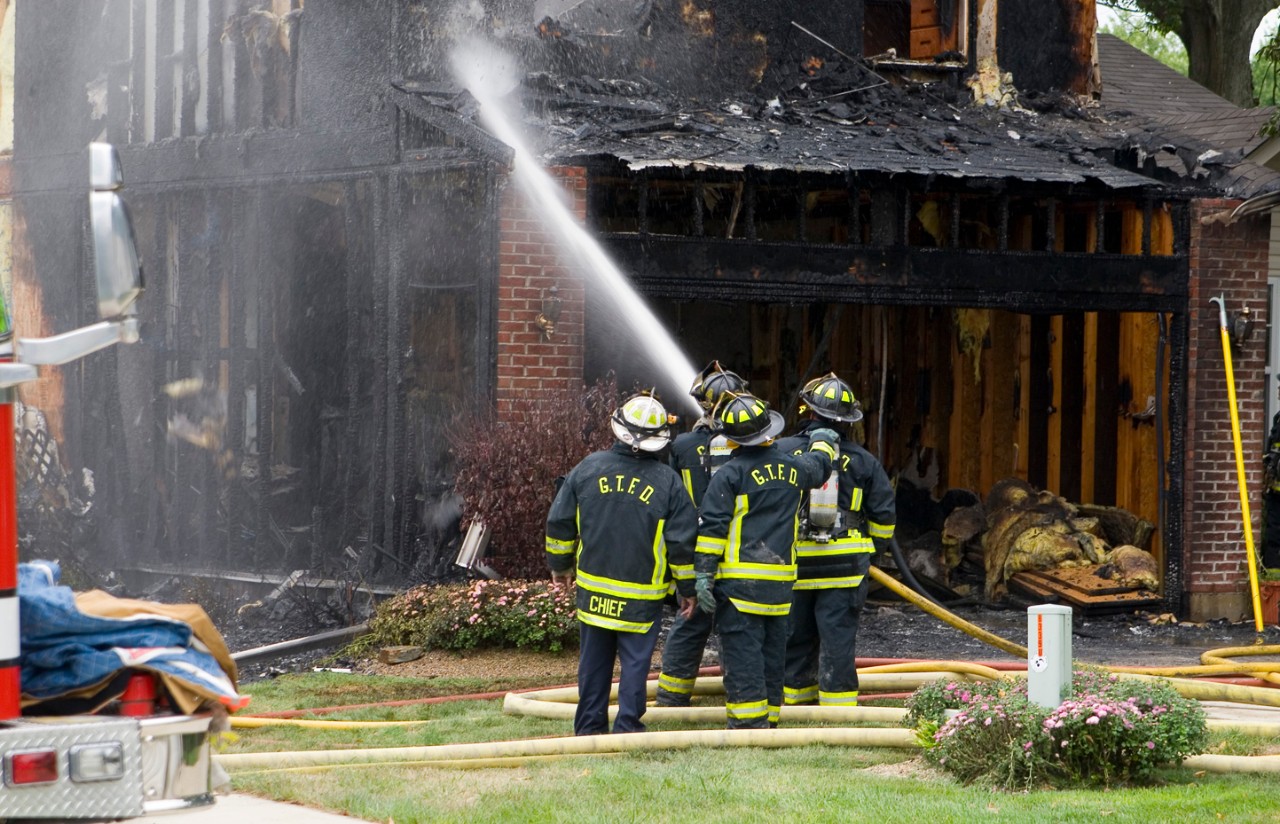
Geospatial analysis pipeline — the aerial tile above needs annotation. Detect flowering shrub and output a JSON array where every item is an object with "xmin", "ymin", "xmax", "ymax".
[
  {"xmin": 905, "ymin": 670, "xmax": 1208, "ymax": 789},
  {"xmin": 364, "ymin": 580, "xmax": 579, "ymax": 653}
]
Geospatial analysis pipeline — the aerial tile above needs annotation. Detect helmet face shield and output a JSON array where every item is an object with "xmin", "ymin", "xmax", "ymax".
[
  {"xmin": 799, "ymin": 372, "xmax": 863, "ymax": 423},
  {"xmin": 611, "ymin": 393, "xmax": 673, "ymax": 452},
  {"xmin": 712, "ymin": 390, "xmax": 785, "ymax": 446}
]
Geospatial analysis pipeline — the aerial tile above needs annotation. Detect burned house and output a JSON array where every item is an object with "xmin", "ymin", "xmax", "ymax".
[{"xmin": 1, "ymin": 0, "xmax": 1276, "ymax": 621}]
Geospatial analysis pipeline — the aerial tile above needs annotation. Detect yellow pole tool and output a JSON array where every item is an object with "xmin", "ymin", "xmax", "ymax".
[{"xmin": 1210, "ymin": 295, "xmax": 1264, "ymax": 633}]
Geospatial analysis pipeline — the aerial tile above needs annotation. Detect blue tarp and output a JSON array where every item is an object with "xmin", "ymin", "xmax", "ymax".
[{"xmin": 18, "ymin": 560, "xmax": 242, "ymax": 710}]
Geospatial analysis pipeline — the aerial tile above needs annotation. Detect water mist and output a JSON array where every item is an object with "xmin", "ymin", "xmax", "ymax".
[{"xmin": 450, "ymin": 39, "xmax": 703, "ymax": 418}]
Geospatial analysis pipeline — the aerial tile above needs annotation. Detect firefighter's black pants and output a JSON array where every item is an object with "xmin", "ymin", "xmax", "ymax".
[
  {"xmin": 574, "ymin": 620, "xmax": 660, "ymax": 736},
  {"xmin": 656, "ymin": 607, "xmax": 715, "ymax": 706},
  {"xmin": 716, "ymin": 596, "xmax": 787, "ymax": 729},
  {"xmin": 785, "ymin": 553, "xmax": 872, "ymax": 705},
  {"xmin": 1265, "ymin": 491, "xmax": 1280, "ymax": 569}
]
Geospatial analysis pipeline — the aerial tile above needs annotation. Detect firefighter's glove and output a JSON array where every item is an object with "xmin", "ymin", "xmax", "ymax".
[
  {"xmin": 808, "ymin": 428, "xmax": 840, "ymax": 461},
  {"xmin": 694, "ymin": 572, "xmax": 717, "ymax": 614}
]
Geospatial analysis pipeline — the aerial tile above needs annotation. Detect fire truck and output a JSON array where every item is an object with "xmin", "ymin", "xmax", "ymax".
[{"xmin": 0, "ymin": 144, "xmax": 218, "ymax": 820}]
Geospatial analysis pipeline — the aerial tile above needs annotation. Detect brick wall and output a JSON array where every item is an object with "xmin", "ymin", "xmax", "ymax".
[
  {"xmin": 494, "ymin": 167, "xmax": 587, "ymax": 419},
  {"xmin": 1184, "ymin": 199, "xmax": 1270, "ymax": 614}
]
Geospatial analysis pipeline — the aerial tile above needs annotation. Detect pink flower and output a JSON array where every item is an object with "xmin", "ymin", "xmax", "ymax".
[
  {"xmin": 1086, "ymin": 716, "xmax": 1100, "ymax": 725},
  {"xmin": 1146, "ymin": 741, "xmax": 1156, "ymax": 749}
]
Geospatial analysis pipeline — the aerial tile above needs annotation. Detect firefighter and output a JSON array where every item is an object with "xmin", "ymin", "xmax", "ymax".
[
  {"xmin": 776, "ymin": 372, "xmax": 896, "ymax": 709},
  {"xmin": 694, "ymin": 390, "xmax": 837, "ymax": 728},
  {"xmin": 655, "ymin": 360, "xmax": 747, "ymax": 708},
  {"xmin": 545, "ymin": 392, "xmax": 698, "ymax": 736},
  {"xmin": 1264, "ymin": 374, "xmax": 1280, "ymax": 569}
]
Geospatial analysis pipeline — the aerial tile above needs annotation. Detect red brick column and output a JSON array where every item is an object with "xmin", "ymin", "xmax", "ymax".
[
  {"xmin": 494, "ymin": 167, "xmax": 587, "ymax": 420},
  {"xmin": 1184, "ymin": 199, "xmax": 1270, "ymax": 620}
]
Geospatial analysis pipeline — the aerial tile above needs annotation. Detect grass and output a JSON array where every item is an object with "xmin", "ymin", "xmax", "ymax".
[{"xmin": 223, "ymin": 673, "xmax": 1280, "ymax": 824}]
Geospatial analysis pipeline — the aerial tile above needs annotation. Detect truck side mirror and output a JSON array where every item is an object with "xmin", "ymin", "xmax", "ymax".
[{"xmin": 88, "ymin": 143, "xmax": 143, "ymax": 320}]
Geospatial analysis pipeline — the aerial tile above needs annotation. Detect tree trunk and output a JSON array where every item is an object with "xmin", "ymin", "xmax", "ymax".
[{"xmin": 1177, "ymin": 0, "xmax": 1273, "ymax": 106}]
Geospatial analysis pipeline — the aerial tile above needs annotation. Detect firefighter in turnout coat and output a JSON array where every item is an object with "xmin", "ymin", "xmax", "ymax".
[
  {"xmin": 694, "ymin": 390, "xmax": 837, "ymax": 728},
  {"xmin": 1264, "ymin": 374, "xmax": 1280, "ymax": 569},
  {"xmin": 776, "ymin": 373, "xmax": 896, "ymax": 708},
  {"xmin": 656, "ymin": 361, "xmax": 747, "ymax": 707},
  {"xmin": 545, "ymin": 393, "xmax": 698, "ymax": 736}
]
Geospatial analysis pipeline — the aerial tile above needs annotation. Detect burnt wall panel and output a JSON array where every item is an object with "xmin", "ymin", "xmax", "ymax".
[
  {"xmin": 997, "ymin": 0, "xmax": 1091, "ymax": 96},
  {"xmin": 13, "ymin": 1, "xmax": 108, "ymax": 157},
  {"xmin": 296, "ymin": 0, "xmax": 394, "ymax": 132}
]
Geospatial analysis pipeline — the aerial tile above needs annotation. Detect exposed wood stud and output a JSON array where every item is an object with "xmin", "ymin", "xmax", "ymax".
[
  {"xmin": 1095, "ymin": 199, "xmax": 1106, "ymax": 253},
  {"xmin": 1045, "ymin": 198, "xmax": 1057, "ymax": 252},
  {"xmin": 1142, "ymin": 196, "xmax": 1153, "ymax": 256},
  {"xmin": 693, "ymin": 179, "xmax": 704, "ymax": 237},
  {"xmin": 638, "ymin": 172, "xmax": 649, "ymax": 235},
  {"xmin": 998, "ymin": 193, "xmax": 1009, "ymax": 251},
  {"xmin": 949, "ymin": 192, "xmax": 961, "ymax": 248}
]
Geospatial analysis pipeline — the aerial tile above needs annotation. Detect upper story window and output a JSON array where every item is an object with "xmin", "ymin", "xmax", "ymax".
[
  {"xmin": 111, "ymin": 0, "xmax": 301, "ymax": 144},
  {"xmin": 865, "ymin": 0, "xmax": 967, "ymax": 63}
]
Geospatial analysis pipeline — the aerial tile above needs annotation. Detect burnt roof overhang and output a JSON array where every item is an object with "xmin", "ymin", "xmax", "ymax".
[{"xmin": 535, "ymin": 91, "xmax": 1163, "ymax": 193}]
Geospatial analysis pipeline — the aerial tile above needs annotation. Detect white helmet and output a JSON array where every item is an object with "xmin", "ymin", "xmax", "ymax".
[{"xmin": 610, "ymin": 393, "xmax": 672, "ymax": 453}]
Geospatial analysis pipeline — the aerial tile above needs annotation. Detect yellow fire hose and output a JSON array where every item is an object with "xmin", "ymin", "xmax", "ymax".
[
  {"xmin": 1209, "ymin": 295, "xmax": 1265, "ymax": 632},
  {"xmin": 216, "ymin": 726, "xmax": 919, "ymax": 771}
]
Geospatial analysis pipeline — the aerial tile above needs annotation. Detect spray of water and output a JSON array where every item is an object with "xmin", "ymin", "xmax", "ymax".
[{"xmin": 450, "ymin": 39, "xmax": 703, "ymax": 418}]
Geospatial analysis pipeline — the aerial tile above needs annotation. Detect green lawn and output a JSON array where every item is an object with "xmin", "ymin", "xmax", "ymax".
[{"xmin": 222, "ymin": 673, "xmax": 1280, "ymax": 824}]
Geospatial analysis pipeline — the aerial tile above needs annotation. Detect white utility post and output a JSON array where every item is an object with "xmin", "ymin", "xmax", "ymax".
[{"xmin": 1027, "ymin": 604, "xmax": 1073, "ymax": 708}]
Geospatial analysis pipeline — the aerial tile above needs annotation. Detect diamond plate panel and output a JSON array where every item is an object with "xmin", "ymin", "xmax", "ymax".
[{"xmin": 0, "ymin": 717, "xmax": 144, "ymax": 820}]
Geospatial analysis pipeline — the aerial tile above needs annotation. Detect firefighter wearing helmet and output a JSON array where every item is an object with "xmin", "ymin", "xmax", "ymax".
[
  {"xmin": 656, "ymin": 361, "xmax": 748, "ymax": 708},
  {"xmin": 775, "ymin": 372, "xmax": 896, "ymax": 709},
  {"xmin": 545, "ymin": 392, "xmax": 698, "ymax": 736},
  {"xmin": 693, "ymin": 390, "xmax": 838, "ymax": 728}
]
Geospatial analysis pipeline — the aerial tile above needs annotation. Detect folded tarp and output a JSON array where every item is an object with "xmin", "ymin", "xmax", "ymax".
[{"xmin": 18, "ymin": 560, "xmax": 248, "ymax": 714}]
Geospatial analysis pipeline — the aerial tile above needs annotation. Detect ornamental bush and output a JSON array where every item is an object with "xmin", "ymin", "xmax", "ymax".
[
  {"xmin": 905, "ymin": 669, "xmax": 1208, "ymax": 790},
  {"xmin": 363, "ymin": 580, "xmax": 578, "ymax": 653}
]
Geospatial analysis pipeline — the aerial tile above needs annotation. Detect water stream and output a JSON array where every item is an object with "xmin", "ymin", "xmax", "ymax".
[{"xmin": 452, "ymin": 40, "xmax": 703, "ymax": 417}]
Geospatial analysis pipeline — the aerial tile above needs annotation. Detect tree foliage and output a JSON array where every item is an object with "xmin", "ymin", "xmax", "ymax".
[{"xmin": 1100, "ymin": 0, "xmax": 1277, "ymax": 106}]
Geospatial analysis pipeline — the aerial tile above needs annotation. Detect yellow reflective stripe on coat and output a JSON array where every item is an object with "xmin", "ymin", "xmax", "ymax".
[
  {"xmin": 867, "ymin": 520, "xmax": 894, "ymax": 539},
  {"xmin": 680, "ymin": 468, "xmax": 696, "ymax": 502},
  {"xmin": 696, "ymin": 535, "xmax": 727, "ymax": 557},
  {"xmin": 545, "ymin": 535, "xmax": 576, "ymax": 555},
  {"xmin": 725, "ymin": 699, "xmax": 768, "ymax": 720},
  {"xmin": 658, "ymin": 673, "xmax": 696, "ymax": 695},
  {"xmin": 794, "ymin": 537, "xmax": 865, "ymax": 557},
  {"xmin": 809, "ymin": 440, "xmax": 836, "ymax": 460},
  {"xmin": 818, "ymin": 690, "xmax": 860, "ymax": 707},
  {"xmin": 717, "ymin": 561, "xmax": 797, "ymax": 581},
  {"xmin": 850, "ymin": 487, "xmax": 863, "ymax": 512},
  {"xmin": 578, "ymin": 609, "xmax": 652, "ymax": 633},
  {"xmin": 669, "ymin": 562, "xmax": 695, "ymax": 581},
  {"xmin": 784, "ymin": 685, "xmax": 818, "ymax": 705},
  {"xmin": 576, "ymin": 569, "xmax": 668, "ymax": 600},
  {"xmin": 727, "ymin": 597, "xmax": 791, "ymax": 616},
  {"xmin": 793, "ymin": 574, "xmax": 865, "ymax": 590},
  {"xmin": 651, "ymin": 519, "xmax": 668, "ymax": 588},
  {"xmin": 768, "ymin": 704, "xmax": 780, "ymax": 725},
  {"xmin": 724, "ymin": 494, "xmax": 749, "ymax": 564}
]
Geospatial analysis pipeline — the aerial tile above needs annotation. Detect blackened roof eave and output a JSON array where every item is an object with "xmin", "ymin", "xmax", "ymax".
[{"xmin": 1094, "ymin": 33, "xmax": 1280, "ymax": 199}]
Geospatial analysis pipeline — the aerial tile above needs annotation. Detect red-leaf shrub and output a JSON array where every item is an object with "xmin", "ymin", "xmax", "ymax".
[{"xmin": 450, "ymin": 377, "xmax": 618, "ymax": 578}]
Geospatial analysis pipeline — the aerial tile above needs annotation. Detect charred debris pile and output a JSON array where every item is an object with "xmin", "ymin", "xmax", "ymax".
[{"xmin": 895, "ymin": 476, "xmax": 1160, "ymax": 613}]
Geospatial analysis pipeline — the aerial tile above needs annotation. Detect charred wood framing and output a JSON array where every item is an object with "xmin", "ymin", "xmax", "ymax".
[
  {"xmin": 606, "ymin": 236, "xmax": 1188, "ymax": 312},
  {"xmin": 1165, "ymin": 310, "xmax": 1188, "ymax": 614}
]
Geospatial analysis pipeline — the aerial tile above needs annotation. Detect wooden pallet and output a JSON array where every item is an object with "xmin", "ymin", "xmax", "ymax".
[{"xmin": 1009, "ymin": 565, "xmax": 1162, "ymax": 615}]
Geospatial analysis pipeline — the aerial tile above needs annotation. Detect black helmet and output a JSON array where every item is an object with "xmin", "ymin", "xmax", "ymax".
[
  {"xmin": 689, "ymin": 360, "xmax": 748, "ymax": 411},
  {"xmin": 610, "ymin": 392, "xmax": 673, "ymax": 452},
  {"xmin": 799, "ymin": 372, "xmax": 863, "ymax": 423},
  {"xmin": 713, "ymin": 390, "xmax": 785, "ymax": 446}
]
